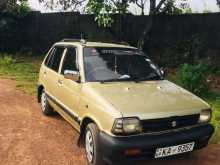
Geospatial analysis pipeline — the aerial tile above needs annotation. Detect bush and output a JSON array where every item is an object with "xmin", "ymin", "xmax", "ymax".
[
  {"xmin": 0, "ymin": 55, "xmax": 14, "ymax": 66},
  {"xmin": 179, "ymin": 63, "xmax": 210, "ymax": 96}
]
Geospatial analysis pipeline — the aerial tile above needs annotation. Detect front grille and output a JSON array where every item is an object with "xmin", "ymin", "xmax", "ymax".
[{"xmin": 141, "ymin": 114, "xmax": 200, "ymax": 133}]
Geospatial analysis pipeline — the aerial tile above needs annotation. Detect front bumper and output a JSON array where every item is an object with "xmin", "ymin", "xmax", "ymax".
[{"xmin": 99, "ymin": 124, "xmax": 214, "ymax": 164}]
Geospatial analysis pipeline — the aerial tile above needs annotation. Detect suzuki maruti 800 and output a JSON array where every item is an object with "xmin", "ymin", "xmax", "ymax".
[{"xmin": 37, "ymin": 39, "xmax": 214, "ymax": 165}]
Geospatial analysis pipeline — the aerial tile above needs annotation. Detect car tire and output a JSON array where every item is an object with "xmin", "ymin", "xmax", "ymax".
[
  {"xmin": 85, "ymin": 123, "xmax": 104, "ymax": 165},
  {"xmin": 40, "ymin": 90, "xmax": 54, "ymax": 116}
]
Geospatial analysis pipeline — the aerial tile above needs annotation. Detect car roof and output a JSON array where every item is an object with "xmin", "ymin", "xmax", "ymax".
[{"xmin": 55, "ymin": 41, "xmax": 137, "ymax": 49}]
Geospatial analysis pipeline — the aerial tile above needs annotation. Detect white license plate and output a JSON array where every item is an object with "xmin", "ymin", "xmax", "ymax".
[{"xmin": 155, "ymin": 142, "xmax": 195, "ymax": 158}]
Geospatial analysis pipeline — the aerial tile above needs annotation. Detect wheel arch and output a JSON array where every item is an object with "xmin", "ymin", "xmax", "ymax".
[
  {"xmin": 78, "ymin": 116, "xmax": 99, "ymax": 146},
  {"xmin": 37, "ymin": 84, "xmax": 44, "ymax": 103}
]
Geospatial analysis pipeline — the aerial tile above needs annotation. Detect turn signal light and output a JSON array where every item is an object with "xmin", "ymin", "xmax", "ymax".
[{"xmin": 124, "ymin": 149, "xmax": 141, "ymax": 156}]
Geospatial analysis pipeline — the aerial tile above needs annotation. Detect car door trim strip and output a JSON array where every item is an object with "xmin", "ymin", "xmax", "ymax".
[{"xmin": 45, "ymin": 91, "xmax": 81, "ymax": 124}]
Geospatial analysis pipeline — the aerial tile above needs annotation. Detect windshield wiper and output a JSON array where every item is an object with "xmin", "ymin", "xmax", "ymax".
[
  {"xmin": 100, "ymin": 78, "xmax": 118, "ymax": 83},
  {"xmin": 100, "ymin": 78, "xmax": 132, "ymax": 83},
  {"xmin": 134, "ymin": 74, "xmax": 163, "ymax": 83}
]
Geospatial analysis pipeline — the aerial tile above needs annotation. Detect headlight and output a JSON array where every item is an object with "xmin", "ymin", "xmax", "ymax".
[
  {"xmin": 199, "ymin": 109, "xmax": 212, "ymax": 123},
  {"xmin": 112, "ymin": 117, "xmax": 142, "ymax": 135}
]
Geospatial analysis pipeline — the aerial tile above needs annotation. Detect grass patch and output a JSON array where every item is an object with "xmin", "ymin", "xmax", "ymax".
[{"xmin": 0, "ymin": 54, "xmax": 43, "ymax": 95}]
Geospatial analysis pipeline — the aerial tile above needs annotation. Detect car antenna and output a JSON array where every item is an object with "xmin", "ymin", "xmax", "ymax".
[{"xmin": 80, "ymin": 33, "xmax": 86, "ymax": 44}]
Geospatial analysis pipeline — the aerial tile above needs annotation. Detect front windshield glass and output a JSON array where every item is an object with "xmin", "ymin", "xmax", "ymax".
[{"xmin": 83, "ymin": 47, "xmax": 163, "ymax": 82}]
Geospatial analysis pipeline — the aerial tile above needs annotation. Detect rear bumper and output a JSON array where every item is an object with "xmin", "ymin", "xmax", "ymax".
[{"xmin": 99, "ymin": 124, "xmax": 214, "ymax": 164}]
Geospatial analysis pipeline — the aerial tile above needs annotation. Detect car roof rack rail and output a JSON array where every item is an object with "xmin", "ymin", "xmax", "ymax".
[
  {"xmin": 61, "ymin": 38, "xmax": 130, "ymax": 46},
  {"xmin": 61, "ymin": 38, "xmax": 87, "ymax": 44},
  {"xmin": 117, "ymin": 41, "xmax": 130, "ymax": 46}
]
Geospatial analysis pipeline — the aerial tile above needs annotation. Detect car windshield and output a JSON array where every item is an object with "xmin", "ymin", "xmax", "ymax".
[{"xmin": 83, "ymin": 47, "xmax": 163, "ymax": 82}]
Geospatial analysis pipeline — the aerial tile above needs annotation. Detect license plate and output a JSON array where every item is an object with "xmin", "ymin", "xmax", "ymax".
[{"xmin": 155, "ymin": 142, "xmax": 195, "ymax": 158}]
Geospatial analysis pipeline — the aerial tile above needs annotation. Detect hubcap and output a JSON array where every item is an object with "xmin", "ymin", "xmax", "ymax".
[
  {"xmin": 85, "ymin": 130, "xmax": 94, "ymax": 163},
  {"xmin": 41, "ymin": 92, "xmax": 47, "ymax": 112}
]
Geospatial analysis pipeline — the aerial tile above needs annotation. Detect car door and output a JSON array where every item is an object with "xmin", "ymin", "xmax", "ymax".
[
  {"xmin": 56, "ymin": 46, "xmax": 82, "ymax": 128},
  {"xmin": 43, "ymin": 46, "xmax": 66, "ymax": 100}
]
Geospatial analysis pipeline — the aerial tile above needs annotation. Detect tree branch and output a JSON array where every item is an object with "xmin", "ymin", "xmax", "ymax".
[
  {"xmin": 153, "ymin": 0, "xmax": 166, "ymax": 14},
  {"xmin": 135, "ymin": 0, "xmax": 142, "ymax": 8}
]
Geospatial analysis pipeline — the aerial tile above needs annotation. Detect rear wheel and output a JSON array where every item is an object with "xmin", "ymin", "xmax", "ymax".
[
  {"xmin": 85, "ymin": 123, "xmax": 104, "ymax": 165},
  {"xmin": 40, "ymin": 90, "xmax": 54, "ymax": 116}
]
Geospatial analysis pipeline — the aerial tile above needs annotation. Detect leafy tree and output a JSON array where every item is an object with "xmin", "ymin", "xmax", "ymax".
[
  {"xmin": 86, "ymin": 0, "xmax": 129, "ymax": 27},
  {"xmin": 38, "ymin": 0, "xmax": 187, "ymax": 26}
]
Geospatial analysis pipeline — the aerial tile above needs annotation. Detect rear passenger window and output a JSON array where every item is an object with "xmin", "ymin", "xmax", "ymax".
[
  {"xmin": 47, "ymin": 47, "xmax": 65, "ymax": 72},
  {"xmin": 61, "ymin": 47, "xmax": 78, "ymax": 74}
]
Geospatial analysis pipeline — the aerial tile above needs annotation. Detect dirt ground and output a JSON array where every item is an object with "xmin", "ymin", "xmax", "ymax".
[{"xmin": 0, "ymin": 78, "xmax": 220, "ymax": 165}]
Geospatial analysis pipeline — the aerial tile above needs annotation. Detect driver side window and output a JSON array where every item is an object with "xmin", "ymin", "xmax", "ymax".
[{"xmin": 61, "ymin": 47, "xmax": 78, "ymax": 74}]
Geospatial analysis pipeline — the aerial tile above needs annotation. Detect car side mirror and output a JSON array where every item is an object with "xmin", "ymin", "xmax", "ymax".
[{"xmin": 64, "ymin": 70, "xmax": 80, "ymax": 82}]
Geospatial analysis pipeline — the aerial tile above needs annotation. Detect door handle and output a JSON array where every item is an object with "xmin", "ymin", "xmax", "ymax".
[{"xmin": 58, "ymin": 79, "xmax": 63, "ymax": 86}]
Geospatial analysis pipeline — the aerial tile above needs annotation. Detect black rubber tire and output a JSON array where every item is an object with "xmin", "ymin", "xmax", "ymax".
[
  {"xmin": 40, "ymin": 89, "xmax": 54, "ymax": 116},
  {"xmin": 85, "ymin": 123, "xmax": 104, "ymax": 165}
]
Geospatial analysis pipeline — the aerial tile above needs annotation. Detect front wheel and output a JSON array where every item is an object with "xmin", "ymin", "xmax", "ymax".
[
  {"xmin": 40, "ymin": 90, "xmax": 54, "ymax": 116},
  {"xmin": 85, "ymin": 123, "xmax": 104, "ymax": 165}
]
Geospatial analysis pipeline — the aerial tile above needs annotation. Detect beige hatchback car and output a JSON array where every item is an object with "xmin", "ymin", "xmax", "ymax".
[{"xmin": 37, "ymin": 39, "xmax": 214, "ymax": 165}]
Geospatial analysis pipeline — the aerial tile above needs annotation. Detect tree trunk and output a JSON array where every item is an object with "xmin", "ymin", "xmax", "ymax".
[
  {"xmin": 137, "ymin": 16, "xmax": 153, "ymax": 50},
  {"xmin": 141, "ymin": 0, "xmax": 144, "ymax": 15},
  {"xmin": 141, "ymin": 7, "xmax": 144, "ymax": 15},
  {"xmin": 137, "ymin": 0, "xmax": 155, "ymax": 49},
  {"xmin": 149, "ymin": 0, "xmax": 156, "ymax": 14},
  {"xmin": 137, "ymin": 0, "xmax": 167, "ymax": 50}
]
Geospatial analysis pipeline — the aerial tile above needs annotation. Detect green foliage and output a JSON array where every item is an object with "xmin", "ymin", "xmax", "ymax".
[
  {"xmin": 18, "ymin": 0, "xmax": 31, "ymax": 16},
  {"xmin": 86, "ymin": 0, "xmax": 123, "ymax": 27},
  {"xmin": 95, "ymin": 14, "xmax": 114, "ymax": 27},
  {"xmin": 183, "ymin": 7, "xmax": 192, "ymax": 14},
  {"xmin": 86, "ymin": 0, "xmax": 115, "ymax": 27},
  {"xmin": 179, "ymin": 63, "xmax": 210, "ymax": 96},
  {"xmin": 204, "ymin": 92, "xmax": 220, "ymax": 143},
  {"xmin": 0, "ymin": 55, "xmax": 14, "ymax": 66},
  {"xmin": 0, "ymin": 53, "xmax": 42, "ymax": 95}
]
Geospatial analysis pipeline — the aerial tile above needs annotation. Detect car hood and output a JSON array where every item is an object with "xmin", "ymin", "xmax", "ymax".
[{"xmin": 85, "ymin": 80, "xmax": 210, "ymax": 120}]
